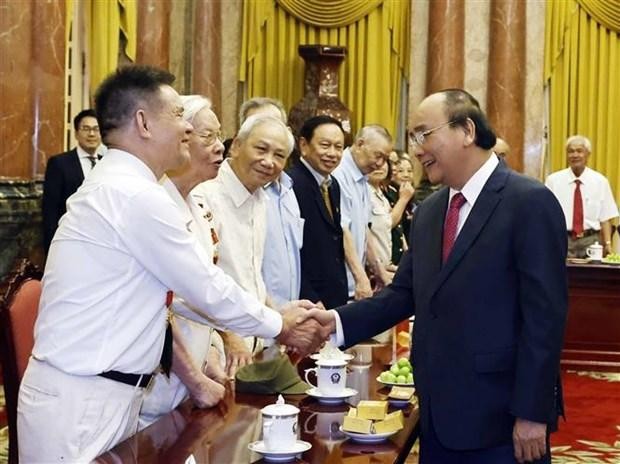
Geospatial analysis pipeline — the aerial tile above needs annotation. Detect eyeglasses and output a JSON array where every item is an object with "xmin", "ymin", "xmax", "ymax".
[
  {"xmin": 408, "ymin": 120, "xmax": 457, "ymax": 147},
  {"xmin": 195, "ymin": 130, "xmax": 223, "ymax": 146},
  {"xmin": 78, "ymin": 125, "xmax": 100, "ymax": 134}
]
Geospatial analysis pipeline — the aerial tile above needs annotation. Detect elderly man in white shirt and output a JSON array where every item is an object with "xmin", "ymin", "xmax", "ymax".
[
  {"xmin": 332, "ymin": 125, "xmax": 395, "ymax": 300},
  {"xmin": 193, "ymin": 114, "xmax": 296, "ymax": 359},
  {"xmin": 17, "ymin": 65, "xmax": 328, "ymax": 463},
  {"xmin": 545, "ymin": 135, "xmax": 618, "ymax": 258}
]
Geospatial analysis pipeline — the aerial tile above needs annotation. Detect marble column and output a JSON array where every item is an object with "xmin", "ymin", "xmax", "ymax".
[
  {"xmin": 32, "ymin": 0, "xmax": 66, "ymax": 177},
  {"xmin": 1, "ymin": 0, "xmax": 34, "ymax": 179},
  {"xmin": 487, "ymin": 0, "xmax": 526, "ymax": 172},
  {"xmin": 137, "ymin": 0, "xmax": 171, "ymax": 69},
  {"xmin": 426, "ymin": 0, "xmax": 465, "ymax": 93},
  {"xmin": 192, "ymin": 0, "xmax": 222, "ymax": 113}
]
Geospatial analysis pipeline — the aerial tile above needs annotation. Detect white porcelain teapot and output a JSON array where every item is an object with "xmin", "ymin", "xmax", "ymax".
[{"xmin": 261, "ymin": 395, "xmax": 299, "ymax": 451}]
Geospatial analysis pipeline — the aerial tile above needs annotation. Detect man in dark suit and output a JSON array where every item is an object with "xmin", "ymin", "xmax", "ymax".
[
  {"xmin": 303, "ymin": 90, "xmax": 568, "ymax": 463},
  {"xmin": 287, "ymin": 115, "xmax": 349, "ymax": 309},
  {"xmin": 42, "ymin": 109, "xmax": 103, "ymax": 252}
]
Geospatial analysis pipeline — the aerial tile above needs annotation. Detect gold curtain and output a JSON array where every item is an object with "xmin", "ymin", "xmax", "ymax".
[
  {"xmin": 544, "ymin": 0, "xmax": 620, "ymax": 204},
  {"xmin": 88, "ymin": 0, "xmax": 137, "ymax": 98},
  {"xmin": 275, "ymin": 0, "xmax": 383, "ymax": 27},
  {"xmin": 577, "ymin": 0, "xmax": 620, "ymax": 32},
  {"xmin": 240, "ymin": 0, "xmax": 410, "ymax": 137}
]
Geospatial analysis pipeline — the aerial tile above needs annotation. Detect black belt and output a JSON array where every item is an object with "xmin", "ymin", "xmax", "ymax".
[
  {"xmin": 567, "ymin": 229, "xmax": 598, "ymax": 238},
  {"xmin": 98, "ymin": 370, "xmax": 153, "ymax": 388}
]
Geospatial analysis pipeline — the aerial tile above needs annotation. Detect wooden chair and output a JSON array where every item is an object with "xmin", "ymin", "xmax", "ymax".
[{"xmin": 0, "ymin": 259, "xmax": 43, "ymax": 463}]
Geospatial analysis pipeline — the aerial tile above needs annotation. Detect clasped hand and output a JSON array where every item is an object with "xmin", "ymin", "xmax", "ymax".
[{"xmin": 276, "ymin": 300, "xmax": 336, "ymax": 358}]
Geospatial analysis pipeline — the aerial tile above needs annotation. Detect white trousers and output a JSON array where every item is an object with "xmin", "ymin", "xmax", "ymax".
[{"xmin": 18, "ymin": 357, "xmax": 144, "ymax": 463}]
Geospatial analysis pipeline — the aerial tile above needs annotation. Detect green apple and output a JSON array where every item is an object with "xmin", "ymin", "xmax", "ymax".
[
  {"xmin": 390, "ymin": 364, "xmax": 401, "ymax": 375},
  {"xmin": 399, "ymin": 366, "xmax": 411, "ymax": 376},
  {"xmin": 396, "ymin": 375, "xmax": 407, "ymax": 384},
  {"xmin": 397, "ymin": 357, "xmax": 410, "ymax": 368},
  {"xmin": 407, "ymin": 373, "xmax": 414, "ymax": 383}
]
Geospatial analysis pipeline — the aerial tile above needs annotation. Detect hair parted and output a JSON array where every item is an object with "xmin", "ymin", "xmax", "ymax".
[
  {"xmin": 299, "ymin": 115, "xmax": 345, "ymax": 143},
  {"xmin": 73, "ymin": 109, "xmax": 98, "ymax": 131}
]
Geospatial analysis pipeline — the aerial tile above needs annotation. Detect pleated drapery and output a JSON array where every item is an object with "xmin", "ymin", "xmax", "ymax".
[
  {"xmin": 577, "ymin": 0, "xmax": 620, "ymax": 32},
  {"xmin": 88, "ymin": 0, "xmax": 137, "ymax": 98},
  {"xmin": 544, "ymin": 0, "xmax": 620, "ymax": 204},
  {"xmin": 240, "ymin": 0, "xmax": 410, "ymax": 137},
  {"xmin": 275, "ymin": 0, "xmax": 384, "ymax": 27}
]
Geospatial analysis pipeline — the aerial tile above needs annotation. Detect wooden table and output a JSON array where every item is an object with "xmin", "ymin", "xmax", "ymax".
[
  {"xmin": 95, "ymin": 344, "xmax": 419, "ymax": 464},
  {"xmin": 561, "ymin": 262, "xmax": 620, "ymax": 372}
]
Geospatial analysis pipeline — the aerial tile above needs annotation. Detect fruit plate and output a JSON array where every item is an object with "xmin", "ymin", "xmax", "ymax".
[
  {"xmin": 376, "ymin": 376, "xmax": 414, "ymax": 387},
  {"xmin": 601, "ymin": 258, "xmax": 620, "ymax": 266},
  {"xmin": 339, "ymin": 426, "xmax": 398, "ymax": 444}
]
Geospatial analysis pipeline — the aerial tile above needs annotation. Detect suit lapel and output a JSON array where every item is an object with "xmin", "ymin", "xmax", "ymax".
[
  {"xmin": 431, "ymin": 164, "xmax": 509, "ymax": 296},
  {"xmin": 70, "ymin": 148, "xmax": 85, "ymax": 182}
]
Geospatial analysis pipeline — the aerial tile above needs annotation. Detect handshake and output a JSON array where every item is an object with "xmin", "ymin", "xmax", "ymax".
[{"xmin": 275, "ymin": 300, "xmax": 337, "ymax": 358}]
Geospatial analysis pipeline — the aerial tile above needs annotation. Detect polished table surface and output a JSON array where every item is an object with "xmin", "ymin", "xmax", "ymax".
[{"xmin": 96, "ymin": 343, "xmax": 420, "ymax": 464}]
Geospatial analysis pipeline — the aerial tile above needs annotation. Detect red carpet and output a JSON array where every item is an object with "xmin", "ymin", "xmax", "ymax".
[{"xmin": 551, "ymin": 371, "xmax": 620, "ymax": 463}]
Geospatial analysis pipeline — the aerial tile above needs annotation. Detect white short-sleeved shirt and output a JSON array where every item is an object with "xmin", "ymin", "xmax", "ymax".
[
  {"xmin": 332, "ymin": 148, "xmax": 371, "ymax": 296},
  {"xmin": 545, "ymin": 167, "xmax": 619, "ymax": 231},
  {"xmin": 34, "ymin": 149, "xmax": 281, "ymax": 376},
  {"xmin": 193, "ymin": 159, "xmax": 268, "ymax": 303}
]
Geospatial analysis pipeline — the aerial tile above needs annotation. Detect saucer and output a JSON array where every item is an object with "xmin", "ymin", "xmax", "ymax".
[
  {"xmin": 306, "ymin": 387, "xmax": 357, "ymax": 404},
  {"xmin": 248, "ymin": 440, "xmax": 311, "ymax": 462},
  {"xmin": 376, "ymin": 376, "xmax": 414, "ymax": 388},
  {"xmin": 339, "ymin": 426, "xmax": 398, "ymax": 443}
]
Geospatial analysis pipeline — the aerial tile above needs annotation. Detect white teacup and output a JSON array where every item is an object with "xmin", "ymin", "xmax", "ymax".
[
  {"xmin": 304, "ymin": 359, "xmax": 348, "ymax": 396},
  {"xmin": 586, "ymin": 241, "xmax": 603, "ymax": 261},
  {"xmin": 261, "ymin": 395, "xmax": 299, "ymax": 451}
]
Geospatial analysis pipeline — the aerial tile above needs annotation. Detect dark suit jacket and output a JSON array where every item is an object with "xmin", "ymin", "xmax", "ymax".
[
  {"xmin": 42, "ymin": 148, "xmax": 84, "ymax": 252},
  {"xmin": 336, "ymin": 161, "xmax": 568, "ymax": 450},
  {"xmin": 287, "ymin": 161, "xmax": 348, "ymax": 308}
]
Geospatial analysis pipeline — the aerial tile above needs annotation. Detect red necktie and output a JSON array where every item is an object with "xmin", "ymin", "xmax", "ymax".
[
  {"xmin": 572, "ymin": 179, "xmax": 583, "ymax": 238},
  {"xmin": 442, "ymin": 193, "xmax": 466, "ymax": 263}
]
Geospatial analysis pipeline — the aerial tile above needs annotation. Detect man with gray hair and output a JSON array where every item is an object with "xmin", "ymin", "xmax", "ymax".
[
  {"xmin": 193, "ymin": 114, "xmax": 296, "ymax": 358},
  {"xmin": 545, "ymin": 135, "xmax": 618, "ymax": 258},
  {"xmin": 332, "ymin": 124, "xmax": 394, "ymax": 300}
]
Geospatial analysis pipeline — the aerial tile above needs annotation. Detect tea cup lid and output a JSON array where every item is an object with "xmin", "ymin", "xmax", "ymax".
[
  {"xmin": 589, "ymin": 241, "xmax": 602, "ymax": 248},
  {"xmin": 261, "ymin": 394, "xmax": 300, "ymax": 416},
  {"xmin": 316, "ymin": 358, "xmax": 348, "ymax": 367}
]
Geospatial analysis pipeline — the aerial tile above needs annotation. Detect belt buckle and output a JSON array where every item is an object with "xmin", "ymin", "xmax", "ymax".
[{"xmin": 139, "ymin": 373, "xmax": 155, "ymax": 390}]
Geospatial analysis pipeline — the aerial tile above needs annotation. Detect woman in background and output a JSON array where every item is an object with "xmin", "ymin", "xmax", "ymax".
[{"xmin": 385, "ymin": 152, "xmax": 415, "ymax": 264}]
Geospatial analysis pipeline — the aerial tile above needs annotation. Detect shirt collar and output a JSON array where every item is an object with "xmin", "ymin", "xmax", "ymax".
[
  {"xmin": 300, "ymin": 157, "xmax": 331, "ymax": 186},
  {"xmin": 567, "ymin": 167, "xmax": 590, "ymax": 184},
  {"xmin": 104, "ymin": 148, "xmax": 159, "ymax": 183},
  {"xmin": 343, "ymin": 147, "xmax": 367, "ymax": 183},
  {"xmin": 264, "ymin": 172, "xmax": 293, "ymax": 195},
  {"xmin": 218, "ymin": 159, "xmax": 259, "ymax": 207},
  {"xmin": 76, "ymin": 144, "xmax": 102, "ymax": 159},
  {"xmin": 449, "ymin": 153, "xmax": 499, "ymax": 207}
]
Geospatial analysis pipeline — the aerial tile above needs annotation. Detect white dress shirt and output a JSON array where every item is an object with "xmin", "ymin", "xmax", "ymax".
[
  {"xmin": 193, "ymin": 159, "xmax": 268, "ymax": 303},
  {"xmin": 332, "ymin": 148, "xmax": 371, "ymax": 296},
  {"xmin": 330, "ymin": 154, "xmax": 500, "ymax": 346},
  {"xmin": 76, "ymin": 144, "xmax": 105, "ymax": 177},
  {"xmin": 545, "ymin": 167, "xmax": 618, "ymax": 231},
  {"xmin": 34, "ymin": 149, "xmax": 281, "ymax": 375}
]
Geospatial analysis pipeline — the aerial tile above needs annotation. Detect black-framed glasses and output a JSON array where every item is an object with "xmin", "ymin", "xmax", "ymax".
[
  {"xmin": 195, "ymin": 130, "xmax": 223, "ymax": 146},
  {"xmin": 408, "ymin": 120, "xmax": 457, "ymax": 146},
  {"xmin": 78, "ymin": 125, "xmax": 100, "ymax": 134}
]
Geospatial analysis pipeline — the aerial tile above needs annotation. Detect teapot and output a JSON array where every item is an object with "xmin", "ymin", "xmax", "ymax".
[{"xmin": 261, "ymin": 395, "xmax": 299, "ymax": 451}]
